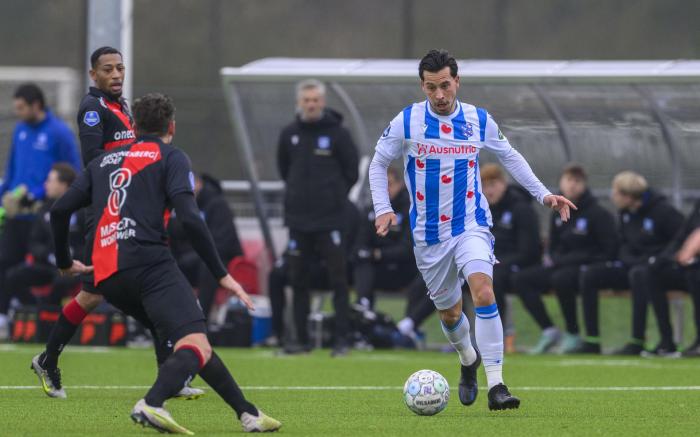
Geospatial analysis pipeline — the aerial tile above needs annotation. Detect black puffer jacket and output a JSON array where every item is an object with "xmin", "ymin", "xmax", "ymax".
[
  {"xmin": 277, "ymin": 109, "xmax": 359, "ymax": 232},
  {"xmin": 618, "ymin": 190, "xmax": 684, "ymax": 266},
  {"xmin": 354, "ymin": 190, "xmax": 413, "ymax": 264},
  {"xmin": 490, "ymin": 185, "xmax": 541, "ymax": 268},
  {"xmin": 169, "ymin": 174, "xmax": 243, "ymax": 262},
  {"xmin": 549, "ymin": 190, "xmax": 618, "ymax": 267}
]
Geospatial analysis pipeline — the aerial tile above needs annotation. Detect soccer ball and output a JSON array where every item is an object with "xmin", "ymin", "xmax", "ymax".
[{"xmin": 403, "ymin": 369, "xmax": 449, "ymax": 416}]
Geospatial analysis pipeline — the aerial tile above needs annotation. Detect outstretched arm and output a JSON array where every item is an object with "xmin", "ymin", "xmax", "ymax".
[
  {"xmin": 50, "ymin": 183, "xmax": 92, "ymax": 275},
  {"xmin": 369, "ymin": 114, "xmax": 404, "ymax": 236},
  {"xmin": 482, "ymin": 113, "xmax": 576, "ymax": 221}
]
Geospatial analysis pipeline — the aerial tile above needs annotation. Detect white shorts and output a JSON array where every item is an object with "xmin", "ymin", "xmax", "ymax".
[{"xmin": 414, "ymin": 229, "xmax": 495, "ymax": 310}]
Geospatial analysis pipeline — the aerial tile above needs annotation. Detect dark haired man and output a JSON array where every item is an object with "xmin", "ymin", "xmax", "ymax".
[
  {"xmin": 0, "ymin": 84, "xmax": 80, "ymax": 337},
  {"xmin": 369, "ymin": 49, "xmax": 576, "ymax": 410},
  {"xmin": 575, "ymin": 171, "xmax": 684, "ymax": 355},
  {"xmin": 31, "ymin": 47, "xmax": 204, "ymax": 401},
  {"xmin": 49, "ymin": 93, "xmax": 281, "ymax": 433},
  {"xmin": 514, "ymin": 164, "xmax": 617, "ymax": 354}
]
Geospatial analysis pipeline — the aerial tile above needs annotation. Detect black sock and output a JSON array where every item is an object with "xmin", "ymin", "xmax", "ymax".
[
  {"xmin": 43, "ymin": 313, "xmax": 80, "ymax": 369},
  {"xmin": 199, "ymin": 352, "xmax": 257, "ymax": 418},
  {"xmin": 144, "ymin": 348, "xmax": 201, "ymax": 408}
]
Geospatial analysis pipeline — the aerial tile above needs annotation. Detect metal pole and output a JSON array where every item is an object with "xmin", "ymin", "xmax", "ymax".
[
  {"xmin": 120, "ymin": 0, "xmax": 133, "ymax": 102},
  {"xmin": 531, "ymin": 84, "xmax": 573, "ymax": 162},
  {"xmin": 328, "ymin": 82, "xmax": 372, "ymax": 205},
  {"xmin": 222, "ymin": 81, "xmax": 277, "ymax": 261},
  {"xmin": 633, "ymin": 85, "xmax": 683, "ymax": 209},
  {"xmin": 85, "ymin": 0, "xmax": 123, "ymax": 91}
]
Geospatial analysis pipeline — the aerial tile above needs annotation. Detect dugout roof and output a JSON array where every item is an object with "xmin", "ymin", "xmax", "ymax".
[{"xmin": 221, "ymin": 58, "xmax": 700, "ymax": 256}]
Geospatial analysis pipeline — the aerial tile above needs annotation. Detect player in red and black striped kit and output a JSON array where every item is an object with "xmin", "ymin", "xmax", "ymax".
[
  {"xmin": 49, "ymin": 93, "xmax": 281, "ymax": 433},
  {"xmin": 31, "ymin": 47, "xmax": 201, "ymax": 401}
]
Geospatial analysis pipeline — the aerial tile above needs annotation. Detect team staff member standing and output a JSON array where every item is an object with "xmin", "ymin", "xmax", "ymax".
[
  {"xmin": 480, "ymin": 163, "xmax": 541, "ymax": 324},
  {"xmin": 515, "ymin": 164, "xmax": 617, "ymax": 354},
  {"xmin": 277, "ymin": 79, "xmax": 359, "ymax": 356},
  {"xmin": 0, "ymin": 84, "xmax": 80, "ymax": 338},
  {"xmin": 576, "ymin": 172, "xmax": 684, "ymax": 355}
]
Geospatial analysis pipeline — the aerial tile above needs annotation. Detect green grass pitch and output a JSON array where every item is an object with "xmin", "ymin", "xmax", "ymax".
[{"xmin": 2, "ymin": 344, "xmax": 699, "ymax": 436}]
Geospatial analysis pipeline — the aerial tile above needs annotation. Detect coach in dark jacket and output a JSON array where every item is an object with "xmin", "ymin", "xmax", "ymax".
[
  {"xmin": 276, "ymin": 79, "xmax": 359, "ymax": 356},
  {"xmin": 481, "ymin": 164, "xmax": 541, "ymax": 324},
  {"xmin": 576, "ymin": 172, "xmax": 684, "ymax": 354},
  {"xmin": 514, "ymin": 164, "xmax": 617, "ymax": 354},
  {"xmin": 353, "ymin": 167, "xmax": 416, "ymax": 309}
]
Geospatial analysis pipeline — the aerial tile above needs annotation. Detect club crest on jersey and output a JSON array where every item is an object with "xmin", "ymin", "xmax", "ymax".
[
  {"xmin": 84, "ymin": 111, "xmax": 100, "ymax": 127},
  {"xmin": 575, "ymin": 218, "xmax": 588, "ymax": 233},
  {"xmin": 318, "ymin": 136, "xmax": 331, "ymax": 149},
  {"xmin": 291, "ymin": 134, "xmax": 299, "ymax": 145},
  {"xmin": 189, "ymin": 171, "xmax": 196, "ymax": 190},
  {"xmin": 462, "ymin": 122, "xmax": 474, "ymax": 138}
]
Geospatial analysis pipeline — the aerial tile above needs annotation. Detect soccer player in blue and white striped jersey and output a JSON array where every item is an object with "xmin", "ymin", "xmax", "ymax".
[{"xmin": 369, "ymin": 49, "xmax": 576, "ymax": 410}]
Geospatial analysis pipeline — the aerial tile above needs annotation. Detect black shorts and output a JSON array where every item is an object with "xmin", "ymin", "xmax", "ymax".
[{"xmin": 97, "ymin": 259, "xmax": 206, "ymax": 347}]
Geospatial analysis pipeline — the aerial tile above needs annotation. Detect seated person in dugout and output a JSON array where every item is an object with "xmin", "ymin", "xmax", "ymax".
[
  {"xmin": 513, "ymin": 164, "xmax": 617, "ymax": 354},
  {"xmin": 480, "ymin": 163, "xmax": 541, "ymax": 327},
  {"xmin": 4, "ymin": 163, "xmax": 84, "ymax": 310},
  {"xmin": 647, "ymin": 197, "xmax": 700, "ymax": 357},
  {"xmin": 354, "ymin": 166, "xmax": 417, "ymax": 310},
  {"xmin": 577, "ymin": 171, "xmax": 685, "ymax": 356}
]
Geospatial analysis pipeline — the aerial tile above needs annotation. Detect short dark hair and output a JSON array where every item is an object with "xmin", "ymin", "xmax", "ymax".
[
  {"xmin": 419, "ymin": 49, "xmax": 458, "ymax": 80},
  {"xmin": 90, "ymin": 46, "xmax": 122, "ymax": 68},
  {"xmin": 51, "ymin": 162, "xmax": 77, "ymax": 185},
  {"xmin": 561, "ymin": 163, "xmax": 588, "ymax": 181},
  {"xmin": 13, "ymin": 83, "xmax": 45, "ymax": 109},
  {"xmin": 132, "ymin": 93, "xmax": 175, "ymax": 136}
]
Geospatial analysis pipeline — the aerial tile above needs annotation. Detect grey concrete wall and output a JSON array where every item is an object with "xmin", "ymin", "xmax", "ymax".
[{"xmin": 0, "ymin": 0, "xmax": 698, "ymax": 178}]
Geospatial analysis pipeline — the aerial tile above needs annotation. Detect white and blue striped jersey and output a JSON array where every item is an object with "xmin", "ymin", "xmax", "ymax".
[{"xmin": 369, "ymin": 100, "xmax": 551, "ymax": 247}]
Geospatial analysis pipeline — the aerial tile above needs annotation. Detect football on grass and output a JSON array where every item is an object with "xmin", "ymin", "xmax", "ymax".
[{"xmin": 403, "ymin": 369, "xmax": 449, "ymax": 416}]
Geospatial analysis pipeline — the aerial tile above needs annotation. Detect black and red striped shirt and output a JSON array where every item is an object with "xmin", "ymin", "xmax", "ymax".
[
  {"xmin": 71, "ymin": 136, "xmax": 195, "ymax": 284},
  {"xmin": 77, "ymin": 87, "xmax": 134, "ymax": 166}
]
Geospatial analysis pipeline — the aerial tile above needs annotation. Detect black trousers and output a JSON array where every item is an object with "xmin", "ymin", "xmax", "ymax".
[
  {"xmin": 0, "ymin": 218, "xmax": 34, "ymax": 314},
  {"xmin": 268, "ymin": 256, "xmax": 330, "ymax": 343},
  {"xmin": 578, "ymin": 262, "xmax": 630, "ymax": 339},
  {"xmin": 353, "ymin": 260, "xmax": 416, "ymax": 308},
  {"xmin": 581, "ymin": 262, "xmax": 690, "ymax": 343},
  {"xmin": 513, "ymin": 264, "xmax": 581, "ymax": 333},
  {"xmin": 492, "ymin": 262, "xmax": 528, "ymax": 328},
  {"xmin": 684, "ymin": 266, "xmax": 700, "ymax": 342},
  {"xmin": 644, "ymin": 262, "xmax": 690, "ymax": 345},
  {"xmin": 403, "ymin": 275, "xmax": 434, "ymax": 328},
  {"xmin": 288, "ymin": 229, "xmax": 349, "ymax": 346},
  {"xmin": 5, "ymin": 263, "xmax": 79, "ymax": 306}
]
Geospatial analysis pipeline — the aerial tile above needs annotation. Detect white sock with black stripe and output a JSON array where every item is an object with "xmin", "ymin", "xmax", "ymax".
[
  {"xmin": 475, "ymin": 303, "xmax": 504, "ymax": 389},
  {"xmin": 441, "ymin": 313, "xmax": 477, "ymax": 366}
]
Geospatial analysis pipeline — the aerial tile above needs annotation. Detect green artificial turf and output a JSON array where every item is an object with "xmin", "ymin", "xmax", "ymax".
[{"xmin": 2, "ymin": 344, "xmax": 699, "ymax": 436}]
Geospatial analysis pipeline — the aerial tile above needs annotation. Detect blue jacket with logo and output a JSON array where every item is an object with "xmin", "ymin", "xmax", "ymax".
[{"xmin": 0, "ymin": 110, "xmax": 81, "ymax": 200}]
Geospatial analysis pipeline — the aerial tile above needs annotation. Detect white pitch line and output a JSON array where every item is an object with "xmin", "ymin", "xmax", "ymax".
[{"xmin": 3, "ymin": 385, "xmax": 700, "ymax": 391}]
